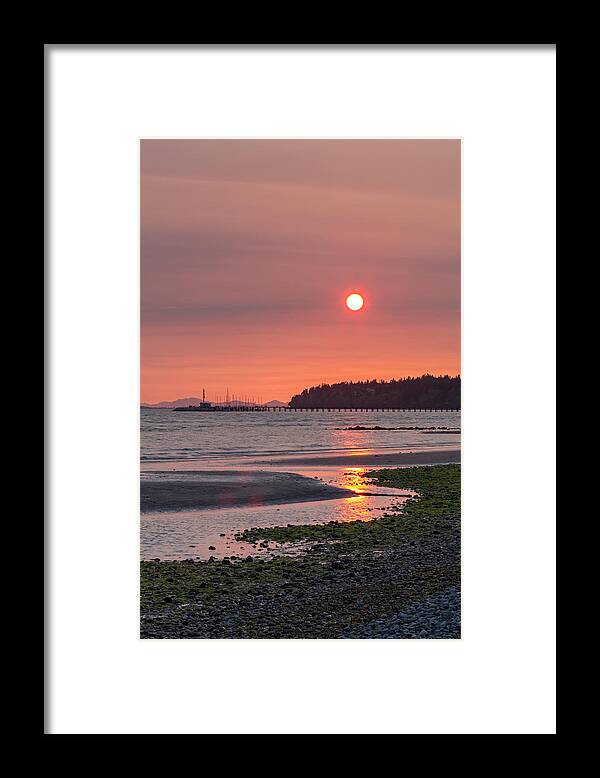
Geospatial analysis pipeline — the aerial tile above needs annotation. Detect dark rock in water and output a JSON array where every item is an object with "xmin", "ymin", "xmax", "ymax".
[
  {"xmin": 219, "ymin": 533, "xmax": 226, "ymax": 537},
  {"xmin": 245, "ymin": 556, "xmax": 253, "ymax": 562},
  {"xmin": 208, "ymin": 545, "xmax": 216, "ymax": 550}
]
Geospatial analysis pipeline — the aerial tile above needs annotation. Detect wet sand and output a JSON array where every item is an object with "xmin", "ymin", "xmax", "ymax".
[
  {"xmin": 141, "ymin": 470, "xmax": 355, "ymax": 513},
  {"xmin": 258, "ymin": 448, "xmax": 460, "ymax": 468},
  {"xmin": 141, "ymin": 449, "xmax": 460, "ymax": 512}
]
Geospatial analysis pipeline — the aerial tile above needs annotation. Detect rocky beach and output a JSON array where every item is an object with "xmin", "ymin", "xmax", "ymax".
[{"xmin": 140, "ymin": 463, "xmax": 461, "ymax": 639}]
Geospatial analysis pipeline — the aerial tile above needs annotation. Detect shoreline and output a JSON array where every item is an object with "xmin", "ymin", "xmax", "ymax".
[
  {"xmin": 141, "ymin": 464, "xmax": 461, "ymax": 638},
  {"xmin": 140, "ymin": 448, "xmax": 460, "ymax": 512},
  {"xmin": 141, "ymin": 447, "xmax": 461, "ymax": 471},
  {"xmin": 257, "ymin": 448, "xmax": 460, "ymax": 468}
]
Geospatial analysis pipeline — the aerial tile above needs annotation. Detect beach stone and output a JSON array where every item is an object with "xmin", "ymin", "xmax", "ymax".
[{"xmin": 341, "ymin": 587, "xmax": 461, "ymax": 639}]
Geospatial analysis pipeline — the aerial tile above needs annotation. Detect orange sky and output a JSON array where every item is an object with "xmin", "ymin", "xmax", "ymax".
[{"xmin": 141, "ymin": 140, "xmax": 460, "ymax": 404}]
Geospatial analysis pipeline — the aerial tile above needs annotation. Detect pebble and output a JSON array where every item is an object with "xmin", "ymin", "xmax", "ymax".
[{"xmin": 342, "ymin": 587, "xmax": 461, "ymax": 639}]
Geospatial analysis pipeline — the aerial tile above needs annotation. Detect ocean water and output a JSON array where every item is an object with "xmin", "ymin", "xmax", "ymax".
[
  {"xmin": 140, "ymin": 407, "xmax": 461, "ymax": 465},
  {"xmin": 140, "ymin": 408, "xmax": 460, "ymax": 560}
]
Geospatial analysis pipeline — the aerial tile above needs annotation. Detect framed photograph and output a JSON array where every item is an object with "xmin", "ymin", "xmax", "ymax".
[{"xmin": 46, "ymin": 44, "xmax": 556, "ymax": 734}]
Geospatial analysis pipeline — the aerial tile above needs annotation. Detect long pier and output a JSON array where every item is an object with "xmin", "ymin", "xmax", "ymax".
[{"xmin": 174, "ymin": 406, "xmax": 460, "ymax": 413}]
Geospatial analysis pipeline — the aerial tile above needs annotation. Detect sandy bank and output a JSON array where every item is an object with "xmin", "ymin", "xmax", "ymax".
[
  {"xmin": 141, "ymin": 470, "xmax": 355, "ymax": 513},
  {"xmin": 257, "ymin": 448, "xmax": 461, "ymax": 467}
]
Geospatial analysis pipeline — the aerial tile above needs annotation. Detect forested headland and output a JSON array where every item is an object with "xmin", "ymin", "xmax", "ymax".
[{"xmin": 289, "ymin": 375, "xmax": 460, "ymax": 409}]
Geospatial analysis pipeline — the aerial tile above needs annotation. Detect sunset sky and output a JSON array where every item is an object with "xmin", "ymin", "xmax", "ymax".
[{"xmin": 141, "ymin": 140, "xmax": 460, "ymax": 404}]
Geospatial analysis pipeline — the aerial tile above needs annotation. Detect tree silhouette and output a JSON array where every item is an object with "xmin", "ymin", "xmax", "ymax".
[{"xmin": 289, "ymin": 375, "xmax": 460, "ymax": 409}]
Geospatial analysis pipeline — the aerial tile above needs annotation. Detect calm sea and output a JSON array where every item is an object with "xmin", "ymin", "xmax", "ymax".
[{"xmin": 140, "ymin": 408, "xmax": 461, "ymax": 465}]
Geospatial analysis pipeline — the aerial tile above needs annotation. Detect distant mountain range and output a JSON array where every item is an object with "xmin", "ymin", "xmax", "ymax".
[
  {"xmin": 141, "ymin": 397, "xmax": 288, "ymax": 409},
  {"xmin": 141, "ymin": 397, "xmax": 203, "ymax": 409}
]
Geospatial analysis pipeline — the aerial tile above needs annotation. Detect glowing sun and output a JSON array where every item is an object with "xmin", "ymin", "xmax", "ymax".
[{"xmin": 345, "ymin": 292, "xmax": 364, "ymax": 311}]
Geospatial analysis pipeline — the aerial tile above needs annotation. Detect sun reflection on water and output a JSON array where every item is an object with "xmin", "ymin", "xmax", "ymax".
[
  {"xmin": 341, "ymin": 467, "xmax": 369, "ymax": 493},
  {"xmin": 141, "ymin": 464, "xmax": 418, "ymax": 559},
  {"xmin": 337, "ymin": 468, "xmax": 373, "ymax": 521}
]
